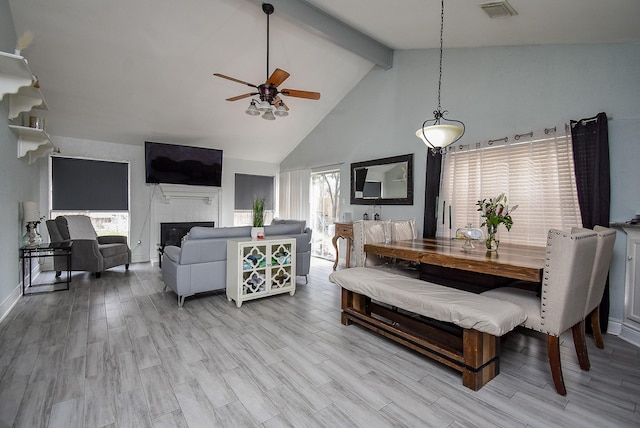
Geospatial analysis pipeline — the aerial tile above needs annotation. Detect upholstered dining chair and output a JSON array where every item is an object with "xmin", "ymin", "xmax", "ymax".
[
  {"xmin": 482, "ymin": 229, "xmax": 597, "ymax": 395},
  {"xmin": 575, "ymin": 226, "xmax": 617, "ymax": 349}
]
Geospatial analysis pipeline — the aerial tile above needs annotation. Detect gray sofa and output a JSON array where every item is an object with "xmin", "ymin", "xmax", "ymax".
[
  {"xmin": 161, "ymin": 221, "xmax": 312, "ymax": 307},
  {"xmin": 46, "ymin": 215, "xmax": 131, "ymax": 278}
]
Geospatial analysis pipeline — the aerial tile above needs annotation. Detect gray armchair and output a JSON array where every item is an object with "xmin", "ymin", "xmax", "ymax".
[{"xmin": 46, "ymin": 215, "xmax": 131, "ymax": 278}]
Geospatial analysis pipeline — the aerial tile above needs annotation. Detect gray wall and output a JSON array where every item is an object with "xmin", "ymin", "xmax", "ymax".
[
  {"xmin": 0, "ymin": 0, "xmax": 41, "ymax": 315},
  {"xmin": 282, "ymin": 44, "xmax": 640, "ymax": 325},
  {"xmin": 0, "ymin": 0, "xmax": 279, "ymax": 313},
  {"xmin": 42, "ymin": 136, "xmax": 279, "ymax": 263}
]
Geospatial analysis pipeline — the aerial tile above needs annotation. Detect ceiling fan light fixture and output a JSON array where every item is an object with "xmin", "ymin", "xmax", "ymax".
[
  {"xmin": 262, "ymin": 109, "xmax": 276, "ymax": 120},
  {"xmin": 274, "ymin": 104, "xmax": 288, "ymax": 117},
  {"xmin": 258, "ymin": 100, "xmax": 272, "ymax": 112},
  {"xmin": 245, "ymin": 100, "xmax": 261, "ymax": 116},
  {"xmin": 213, "ymin": 3, "xmax": 320, "ymax": 121}
]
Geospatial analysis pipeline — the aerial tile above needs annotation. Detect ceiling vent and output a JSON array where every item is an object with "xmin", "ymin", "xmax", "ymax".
[{"xmin": 479, "ymin": 1, "xmax": 518, "ymax": 18}]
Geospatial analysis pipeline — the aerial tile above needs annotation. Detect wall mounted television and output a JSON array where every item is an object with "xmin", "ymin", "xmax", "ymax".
[{"xmin": 145, "ymin": 141, "xmax": 223, "ymax": 187}]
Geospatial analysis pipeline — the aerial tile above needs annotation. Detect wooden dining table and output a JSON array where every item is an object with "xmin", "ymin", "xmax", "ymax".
[{"xmin": 364, "ymin": 237, "xmax": 546, "ymax": 289}]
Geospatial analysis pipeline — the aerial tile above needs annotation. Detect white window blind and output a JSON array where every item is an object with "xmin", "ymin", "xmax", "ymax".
[{"xmin": 439, "ymin": 126, "xmax": 582, "ymax": 246}]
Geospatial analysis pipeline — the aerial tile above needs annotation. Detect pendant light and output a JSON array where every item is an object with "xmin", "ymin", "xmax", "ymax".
[{"xmin": 416, "ymin": 0, "xmax": 465, "ymax": 153}]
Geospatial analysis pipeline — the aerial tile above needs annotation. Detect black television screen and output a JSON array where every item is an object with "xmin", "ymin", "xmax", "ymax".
[{"xmin": 145, "ymin": 141, "xmax": 223, "ymax": 187}]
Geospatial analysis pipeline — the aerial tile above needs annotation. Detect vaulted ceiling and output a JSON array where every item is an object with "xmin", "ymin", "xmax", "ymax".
[{"xmin": 7, "ymin": 0, "xmax": 640, "ymax": 163}]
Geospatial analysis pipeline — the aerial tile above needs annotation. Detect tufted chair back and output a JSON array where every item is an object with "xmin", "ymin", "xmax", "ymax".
[
  {"xmin": 482, "ymin": 228, "xmax": 597, "ymax": 395},
  {"xmin": 586, "ymin": 226, "xmax": 617, "ymax": 315},
  {"xmin": 536, "ymin": 229, "xmax": 597, "ymax": 336}
]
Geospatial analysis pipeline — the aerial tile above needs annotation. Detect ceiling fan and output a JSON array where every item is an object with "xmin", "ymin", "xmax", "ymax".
[{"xmin": 213, "ymin": 3, "xmax": 321, "ymax": 120}]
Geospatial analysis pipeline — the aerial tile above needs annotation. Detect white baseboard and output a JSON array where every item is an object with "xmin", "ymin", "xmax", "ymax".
[
  {"xmin": 131, "ymin": 254, "xmax": 149, "ymax": 264},
  {"xmin": 606, "ymin": 317, "xmax": 640, "ymax": 348},
  {"xmin": 0, "ymin": 284, "xmax": 21, "ymax": 323},
  {"xmin": 619, "ymin": 322, "xmax": 640, "ymax": 348},
  {"xmin": 607, "ymin": 318, "xmax": 623, "ymax": 335}
]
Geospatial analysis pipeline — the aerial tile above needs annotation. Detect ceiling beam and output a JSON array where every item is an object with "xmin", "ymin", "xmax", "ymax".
[{"xmin": 249, "ymin": 0, "xmax": 393, "ymax": 70}]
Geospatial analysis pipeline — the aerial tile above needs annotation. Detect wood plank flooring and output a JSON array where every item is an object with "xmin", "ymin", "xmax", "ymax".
[{"xmin": 0, "ymin": 258, "xmax": 638, "ymax": 427}]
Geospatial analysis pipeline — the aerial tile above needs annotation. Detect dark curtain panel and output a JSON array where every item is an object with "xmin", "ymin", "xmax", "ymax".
[
  {"xmin": 52, "ymin": 157, "xmax": 129, "ymax": 211},
  {"xmin": 570, "ymin": 111, "xmax": 611, "ymax": 332},
  {"xmin": 423, "ymin": 151, "xmax": 442, "ymax": 238}
]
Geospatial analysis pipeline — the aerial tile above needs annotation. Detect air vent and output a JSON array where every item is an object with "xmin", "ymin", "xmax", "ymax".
[{"xmin": 480, "ymin": 1, "xmax": 518, "ymax": 18}]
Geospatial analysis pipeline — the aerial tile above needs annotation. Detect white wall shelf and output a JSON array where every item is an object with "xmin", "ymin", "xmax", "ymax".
[
  {"xmin": 158, "ymin": 183, "xmax": 219, "ymax": 205},
  {"xmin": 8, "ymin": 85, "xmax": 47, "ymax": 119},
  {"xmin": 0, "ymin": 51, "xmax": 37, "ymax": 103},
  {"xmin": 2, "ymin": 51, "xmax": 53, "ymax": 164},
  {"xmin": 8, "ymin": 125, "xmax": 54, "ymax": 164}
]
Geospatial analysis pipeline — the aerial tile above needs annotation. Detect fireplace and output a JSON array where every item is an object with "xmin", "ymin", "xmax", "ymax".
[{"xmin": 160, "ymin": 221, "xmax": 214, "ymax": 249}]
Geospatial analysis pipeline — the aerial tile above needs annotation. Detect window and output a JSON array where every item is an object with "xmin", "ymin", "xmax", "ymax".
[
  {"xmin": 438, "ymin": 126, "xmax": 582, "ymax": 246},
  {"xmin": 50, "ymin": 156, "xmax": 129, "ymax": 237},
  {"xmin": 233, "ymin": 174, "xmax": 274, "ymax": 226}
]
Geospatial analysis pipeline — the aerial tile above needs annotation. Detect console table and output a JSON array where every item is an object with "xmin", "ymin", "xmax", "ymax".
[
  {"xmin": 20, "ymin": 242, "xmax": 72, "ymax": 295},
  {"xmin": 332, "ymin": 222, "xmax": 353, "ymax": 270},
  {"xmin": 226, "ymin": 237, "xmax": 296, "ymax": 307}
]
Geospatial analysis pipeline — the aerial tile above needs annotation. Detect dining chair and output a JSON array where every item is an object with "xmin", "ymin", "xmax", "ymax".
[
  {"xmin": 482, "ymin": 229, "xmax": 597, "ymax": 395},
  {"xmin": 584, "ymin": 226, "xmax": 617, "ymax": 348}
]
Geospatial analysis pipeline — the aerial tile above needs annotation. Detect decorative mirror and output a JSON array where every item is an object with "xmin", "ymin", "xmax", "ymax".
[{"xmin": 350, "ymin": 154, "xmax": 414, "ymax": 205}]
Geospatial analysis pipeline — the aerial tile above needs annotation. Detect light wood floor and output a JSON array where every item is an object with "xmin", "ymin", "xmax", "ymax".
[{"xmin": 1, "ymin": 258, "xmax": 638, "ymax": 428}]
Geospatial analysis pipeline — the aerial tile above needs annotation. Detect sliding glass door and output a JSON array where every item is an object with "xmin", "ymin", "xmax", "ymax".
[{"xmin": 310, "ymin": 170, "xmax": 340, "ymax": 260}]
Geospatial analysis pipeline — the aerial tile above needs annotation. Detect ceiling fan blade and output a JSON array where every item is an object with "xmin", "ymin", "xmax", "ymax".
[
  {"xmin": 266, "ymin": 68, "xmax": 290, "ymax": 87},
  {"xmin": 281, "ymin": 89, "xmax": 321, "ymax": 100},
  {"xmin": 274, "ymin": 96, "xmax": 289, "ymax": 111},
  {"xmin": 225, "ymin": 93, "xmax": 257, "ymax": 102},
  {"xmin": 213, "ymin": 73, "xmax": 257, "ymax": 88}
]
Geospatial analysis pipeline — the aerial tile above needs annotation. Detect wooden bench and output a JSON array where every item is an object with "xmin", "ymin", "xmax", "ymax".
[{"xmin": 329, "ymin": 267, "xmax": 527, "ymax": 391}]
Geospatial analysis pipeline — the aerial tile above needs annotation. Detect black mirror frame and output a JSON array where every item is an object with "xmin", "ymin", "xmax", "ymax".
[{"xmin": 350, "ymin": 154, "xmax": 414, "ymax": 205}]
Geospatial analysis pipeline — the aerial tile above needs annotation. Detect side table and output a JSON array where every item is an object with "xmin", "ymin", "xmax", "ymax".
[
  {"xmin": 20, "ymin": 242, "xmax": 72, "ymax": 295},
  {"xmin": 332, "ymin": 222, "xmax": 353, "ymax": 270}
]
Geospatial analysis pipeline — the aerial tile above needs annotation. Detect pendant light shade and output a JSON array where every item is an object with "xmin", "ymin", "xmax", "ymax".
[
  {"xmin": 258, "ymin": 100, "xmax": 272, "ymax": 112},
  {"xmin": 274, "ymin": 103, "xmax": 288, "ymax": 117},
  {"xmin": 262, "ymin": 108, "xmax": 276, "ymax": 120},
  {"xmin": 245, "ymin": 100, "xmax": 260, "ymax": 116},
  {"xmin": 416, "ymin": 122, "xmax": 464, "ymax": 148},
  {"xmin": 416, "ymin": 0, "xmax": 465, "ymax": 153}
]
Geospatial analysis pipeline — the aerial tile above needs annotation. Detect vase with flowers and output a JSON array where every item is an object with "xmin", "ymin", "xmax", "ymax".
[{"xmin": 476, "ymin": 193, "xmax": 517, "ymax": 251}]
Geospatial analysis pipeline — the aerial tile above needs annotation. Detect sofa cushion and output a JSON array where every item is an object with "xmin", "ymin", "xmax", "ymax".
[
  {"xmin": 188, "ymin": 226, "xmax": 251, "ymax": 240},
  {"xmin": 271, "ymin": 218, "xmax": 306, "ymax": 229},
  {"xmin": 163, "ymin": 245, "xmax": 181, "ymax": 263},
  {"xmin": 99, "ymin": 243, "xmax": 129, "ymax": 258},
  {"xmin": 57, "ymin": 215, "xmax": 98, "ymax": 240},
  {"xmin": 264, "ymin": 223, "xmax": 304, "ymax": 236}
]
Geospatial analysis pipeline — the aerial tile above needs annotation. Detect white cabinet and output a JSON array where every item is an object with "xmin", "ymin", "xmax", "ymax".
[
  {"xmin": 226, "ymin": 237, "xmax": 296, "ymax": 307},
  {"xmin": 620, "ymin": 225, "xmax": 640, "ymax": 346}
]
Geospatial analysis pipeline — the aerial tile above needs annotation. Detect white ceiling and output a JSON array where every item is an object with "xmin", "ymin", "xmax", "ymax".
[{"xmin": 7, "ymin": 0, "xmax": 640, "ymax": 163}]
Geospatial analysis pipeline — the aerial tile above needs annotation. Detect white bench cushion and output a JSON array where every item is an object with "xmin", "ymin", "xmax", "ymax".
[{"xmin": 329, "ymin": 267, "xmax": 527, "ymax": 336}]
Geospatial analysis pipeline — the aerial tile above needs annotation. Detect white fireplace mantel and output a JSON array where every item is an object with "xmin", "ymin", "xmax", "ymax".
[{"xmin": 158, "ymin": 183, "xmax": 219, "ymax": 205}]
